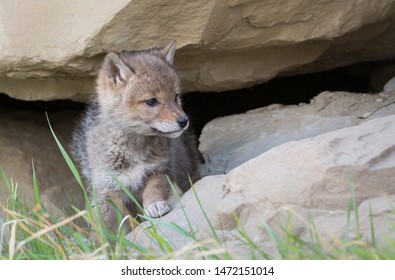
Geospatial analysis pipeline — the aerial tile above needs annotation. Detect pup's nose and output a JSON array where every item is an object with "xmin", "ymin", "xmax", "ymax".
[{"xmin": 177, "ymin": 115, "xmax": 189, "ymax": 128}]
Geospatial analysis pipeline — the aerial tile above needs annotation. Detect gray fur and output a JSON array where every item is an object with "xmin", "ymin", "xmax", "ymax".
[{"xmin": 71, "ymin": 43, "xmax": 201, "ymax": 228}]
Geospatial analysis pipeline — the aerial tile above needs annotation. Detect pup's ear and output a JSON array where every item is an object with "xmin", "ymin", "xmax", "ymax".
[
  {"xmin": 102, "ymin": 52, "xmax": 133, "ymax": 86},
  {"xmin": 161, "ymin": 41, "xmax": 176, "ymax": 65}
]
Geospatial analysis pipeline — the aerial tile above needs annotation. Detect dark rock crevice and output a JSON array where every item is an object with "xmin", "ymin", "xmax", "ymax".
[{"xmin": 0, "ymin": 61, "xmax": 390, "ymax": 137}]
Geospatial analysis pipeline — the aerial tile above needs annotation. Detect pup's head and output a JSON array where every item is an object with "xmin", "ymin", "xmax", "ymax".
[{"xmin": 96, "ymin": 41, "xmax": 188, "ymax": 138}]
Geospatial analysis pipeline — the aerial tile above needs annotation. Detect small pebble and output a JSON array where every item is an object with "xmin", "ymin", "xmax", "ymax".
[{"xmin": 375, "ymin": 98, "xmax": 384, "ymax": 103}]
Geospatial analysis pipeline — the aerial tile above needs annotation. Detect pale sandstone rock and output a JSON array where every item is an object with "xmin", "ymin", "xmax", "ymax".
[
  {"xmin": 200, "ymin": 91, "xmax": 395, "ymax": 175},
  {"xmin": 1, "ymin": 1, "xmax": 395, "ymax": 100},
  {"xmin": 128, "ymin": 114, "xmax": 395, "ymax": 259}
]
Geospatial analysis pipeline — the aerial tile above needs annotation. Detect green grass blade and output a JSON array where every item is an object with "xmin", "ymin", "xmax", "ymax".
[
  {"xmin": 167, "ymin": 177, "xmax": 211, "ymax": 259},
  {"xmin": 46, "ymin": 113, "xmax": 90, "ymax": 203},
  {"xmin": 142, "ymin": 216, "xmax": 194, "ymax": 240},
  {"xmin": 0, "ymin": 166, "xmax": 12, "ymax": 195},
  {"xmin": 262, "ymin": 221, "xmax": 287, "ymax": 259},
  {"xmin": 31, "ymin": 159, "xmax": 40, "ymax": 206},
  {"xmin": 189, "ymin": 181, "xmax": 232, "ymax": 259},
  {"xmin": 346, "ymin": 194, "xmax": 352, "ymax": 242},
  {"xmin": 46, "ymin": 113, "xmax": 83, "ymax": 187},
  {"xmin": 46, "ymin": 113, "xmax": 92, "ymax": 216},
  {"xmin": 369, "ymin": 205, "xmax": 376, "ymax": 248},
  {"xmin": 189, "ymin": 184, "xmax": 217, "ymax": 241},
  {"xmin": 144, "ymin": 226, "xmax": 173, "ymax": 254},
  {"xmin": 351, "ymin": 185, "xmax": 361, "ymax": 240},
  {"xmin": 233, "ymin": 212, "xmax": 272, "ymax": 260},
  {"xmin": 166, "ymin": 177, "xmax": 195, "ymax": 237},
  {"xmin": 107, "ymin": 171, "xmax": 144, "ymax": 214},
  {"xmin": 141, "ymin": 216, "xmax": 220, "ymax": 259}
]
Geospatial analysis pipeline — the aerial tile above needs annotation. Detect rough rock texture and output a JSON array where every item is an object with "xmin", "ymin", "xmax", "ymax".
[
  {"xmin": 200, "ymin": 91, "xmax": 395, "ymax": 175},
  {"xmin": 1, "ymin": 89, "xmax": 394, "ymax": 259},
  {"xmin": 0, "ymin": 110, "xmax": 84, "ymax": 218},
  {"xmin": 384, "ymin": 77, "xmax": 395, "ymax": 92},
  {"xmin": 129, "ymin": 114, "xmax": 395, "ymax": 259},
  {"xmin": 2, "ymin": 1, "xmax": 395, "ymax": 100}
]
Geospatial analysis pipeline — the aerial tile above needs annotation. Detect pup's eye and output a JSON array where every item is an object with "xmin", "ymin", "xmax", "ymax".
[{"xmin": 145, "ymin": 98, "xmax": 158, "ymax": 107}]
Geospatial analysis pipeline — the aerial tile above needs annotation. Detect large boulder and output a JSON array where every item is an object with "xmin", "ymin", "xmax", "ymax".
[
  {"xmin": 200, "ymin": 90, "xmax": 395, "ymax": 175},
  {"xmin": 1, "ymin": 1, "xmax": 395, "ymax": 101},
  {"xmin": 129, "ymin": 114, "xmax": 395, "ymax": 259}
]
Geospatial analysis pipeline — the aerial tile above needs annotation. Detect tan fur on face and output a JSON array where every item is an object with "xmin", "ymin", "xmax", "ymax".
[{"xmin": 96, "ymin": 48, "xmax": 186, "ymax": 137}]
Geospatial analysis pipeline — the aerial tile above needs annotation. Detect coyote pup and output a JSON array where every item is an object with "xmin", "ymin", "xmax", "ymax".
[{"xmin": 72, "ymin": 42, "xmax": 201, "ymax": 229}]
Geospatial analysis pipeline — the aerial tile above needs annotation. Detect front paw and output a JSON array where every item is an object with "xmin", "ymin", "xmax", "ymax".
[{"xmin": 144, "ymin": 201, "xmax": 170, "ymax": 218}]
